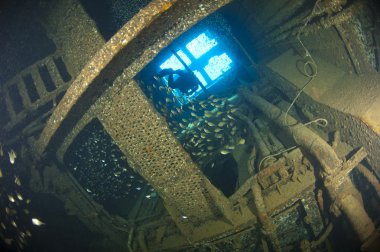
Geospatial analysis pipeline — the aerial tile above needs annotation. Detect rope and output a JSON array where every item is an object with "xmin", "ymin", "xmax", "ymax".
[
  {"xmin": 258, "ymin": 146, "xmax": 297, "ymax": 171},
  {"xmin": 283, "ymin": 0, "xmax": 321, "ymax": 127}
]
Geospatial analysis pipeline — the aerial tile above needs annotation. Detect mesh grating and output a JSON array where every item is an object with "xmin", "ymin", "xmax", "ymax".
[{"xmin": 99, "ymin": 79, "xmax": 230, "ymax": 222}]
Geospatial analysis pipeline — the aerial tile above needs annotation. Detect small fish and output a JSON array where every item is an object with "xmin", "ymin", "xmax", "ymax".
[
  {"xmin": 136, "ymin": 187, "xmax": 141, "ymax": 191},
  {"xmin": 8, "ymin": 149, "xmax": 16, "ymax": 164},
  {"xmin": 179, "ymin": 123, "xmax": 187, "ymax": 129},
  {"xmin": 165, "ymin": 98, "xmax": 172, "ymax": 103},
  {"xmin": 218, "ymin": 122, "xmax": 226, "ymax": 127},
  {"xmin": 5, "ymin": 207, "xmax": 16, "ymax": 215},
  {"xmin": 204, "ymin": 111, "xmax": 213, "ymax": 117},
  {"xmin": 170, "ymin": 109, "xmax": 178, "ymax": 116},
  {"xmin": 17, "ymin": 193, "xmax": 23, "ymax": 201},
  {"xmin": 14, "ymin": 176, "xmax": 21, "ymax": 186},
  {"xmin": 207, "ymin": 122, "xmax": 215, "ymax": 127},
  {"xmin": 11, "ymin": 221, "xmax": 17, "ymax": 228},
  {"xmin": 215, "ymin": 134, "xmax": 223, "ymax": 139},
  {"xmin": 0, "ymin": 168, "xmax": 2, "ymax": 178},
  {"xmin": 32, "ymin": 218, "xmax": 46, "ymax": 226},
  {"xmin": 220, "ymin": 149, "xmax": 230, "ymax": 155},
  {"xmin": 238, "ymin": 138, "xmax": 245, "ymax": 145},
  {"xmin": 8, "ymin": 195, "xmax": 15, "ymax": 203},
  {"xmin": 86, "ymin": 188, "xmax": 92, "ymax": 193},
  {"xmin": 0, "ymin": 144, "xmax": 3, "ymax": 157},
  {"xmin": 159, "ymin": 86, "xmax": 165, "ymax": 91},
  {"xmin": 204, "ymin": 128, "xmax": 211, "ymax": 133},
  {"xmin": 215, "ymin": 128, "xmax": 222, "ymax": 133}
]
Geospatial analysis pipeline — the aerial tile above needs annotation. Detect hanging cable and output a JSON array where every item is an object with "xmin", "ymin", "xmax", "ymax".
[
  {"xmin": 284, "ymin": 0, "xmax": 322, "ymax": 127},
  {"xmin": 258, "ymin": 1, "xmax": 329, "ymax": 171}
]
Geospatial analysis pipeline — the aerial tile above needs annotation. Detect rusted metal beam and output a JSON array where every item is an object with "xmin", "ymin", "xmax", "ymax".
[
  {"xmin": 257, "ymin": 1, "xmax": 364, "ymax": 51},
  {"xmin": 252, "ymin": 179, "xmax": 282, "ymax": 252},
  {"xmin": 36, "ymin": 0, "xmax": 233, "ymax": 157},
  {"xmin": 241, "ymin": 89, "xmax": 342, "ymax": 175},
  {"xmin": 335, "ymin": 21, "xmax": 375, "ymax": 75},
  {"xmin": 234, "ymin": 112, "xmax": 271, "ymax": 160}
]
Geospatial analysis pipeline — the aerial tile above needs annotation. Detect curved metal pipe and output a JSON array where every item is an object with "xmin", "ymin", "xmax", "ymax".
[
  {"xmin": 241, "ymin": 89, "xmax": 375, "ymax": 244},
  {"xmin": 241, "ymin": 89, "xmax": 341, "ymax": 175}
]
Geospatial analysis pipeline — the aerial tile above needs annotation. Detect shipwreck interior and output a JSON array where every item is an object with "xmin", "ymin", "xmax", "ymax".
[{"xmin": 1, "ymin": 0, "xmax": 380, "ymax": 251}]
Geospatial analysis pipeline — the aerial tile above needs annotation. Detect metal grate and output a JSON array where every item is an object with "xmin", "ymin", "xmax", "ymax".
[{"xmin": 99, "ymin": 78, "xmax": 231, "ymax": 223}]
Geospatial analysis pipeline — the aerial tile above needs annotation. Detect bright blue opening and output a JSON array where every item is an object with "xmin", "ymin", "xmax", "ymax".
[
  {"xmin": 158, "ymin": 30, "xmax": 233, "ymax": 99},
  {"xmin": 204, "ymin": 53, "xmax": 233, "ymax": 81},
  {"xmin": 186, "ymin": 32, "xmax": 218, "ymax": 59},
  {"xmin": 159, "ymin": 50, "xmax": 191, "ymax": 70}
]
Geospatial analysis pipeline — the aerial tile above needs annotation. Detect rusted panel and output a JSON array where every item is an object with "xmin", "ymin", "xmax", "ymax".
[{"xmin": 336, "ymin": 22, "xmax": 375, "ymax": 75}]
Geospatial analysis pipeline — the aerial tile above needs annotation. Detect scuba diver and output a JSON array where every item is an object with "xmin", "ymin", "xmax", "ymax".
[{"xmin": 154, "ymin": 68, "xmax": 200, "ymax": 95}]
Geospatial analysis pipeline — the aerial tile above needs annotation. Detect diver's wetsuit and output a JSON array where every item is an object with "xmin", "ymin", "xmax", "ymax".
[{"xmin": 157, "ymin": 69, "xmax": 200, "ymax": 95}]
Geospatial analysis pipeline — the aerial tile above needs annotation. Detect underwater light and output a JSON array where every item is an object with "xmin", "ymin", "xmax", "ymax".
[
  {"xmin": 204, "ymin": 53, "xmax": 232, "ymax": 81},
  {"xmin": 159, "ymin": 50, "xmax": 191, "ymax": 70},
  {"xmin": 158, "ymin": 30, "xmax": 233, "ymax": 100},
  {"xmin": 186, "ymin": 32, "xmax": 218, "ymax": 59}
]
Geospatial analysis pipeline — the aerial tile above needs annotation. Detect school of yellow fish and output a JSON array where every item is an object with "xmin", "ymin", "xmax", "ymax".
[{"xmin": 144, "ymin": 80, "xmax": 247, "ymax": 167}]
